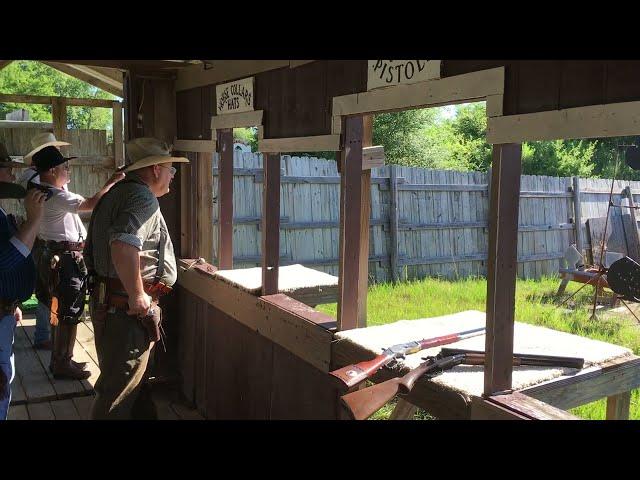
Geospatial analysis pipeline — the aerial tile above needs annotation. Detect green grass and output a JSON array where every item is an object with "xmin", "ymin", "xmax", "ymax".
[{"xmin": 317, "ymin": 276, "xmax": 640, "ymax": 420}]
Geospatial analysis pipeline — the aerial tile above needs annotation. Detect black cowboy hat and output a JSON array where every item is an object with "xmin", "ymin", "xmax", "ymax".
[{"xmin": 32, "ymin": 145, "xmax": 76, "ymax": 172}]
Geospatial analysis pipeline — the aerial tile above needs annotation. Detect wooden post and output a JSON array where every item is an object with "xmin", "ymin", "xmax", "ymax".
[
  {"xmin": 606, "ymin": 392, "xmax": 631, "ymax": 420},
  {"xmin": 262, "ymin": 153, "xmax": 281, "ymax": 295},
  {"xmin": 180, "ymin": 161, "xmax": 192, "ymax": 257},
  {"xmin": 357, "ymin": 115, "xmax": 373, "ymax": 328},
  {"xmin": 623, "ymin": 186, "xmax": 640, "ymax": 260},
  {"xmin": 197, "ymin": 152, "xmax": 214, "ymax": 263},
  {"xmin": 572, "ymin": 176, "xmax": 584, "ymax": 257},
  {"xmin": 217, "ymin": 128, "xmax": 234, "ymax": 269},
  {"xmin": 484, "ymin": 143, "xmax": 522, "ymax": 396},
  {"xmin": 337, "ymin": 116, "xmax": 364, "ymax": 331},
  {"xmin": 389, "ymin": 164, "xmax": 400, "ymax": 282},
  {"xmin": 112, "ymin": 101, "xmax": 124, "ymax": 168},
  {"xmin": 51, "ymin": 97, "xmax": 68, "ymax": 156}
]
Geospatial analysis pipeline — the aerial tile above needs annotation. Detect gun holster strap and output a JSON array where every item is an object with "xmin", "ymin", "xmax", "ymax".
[{"xmin": 96, "ymin": 276, "xmax": 172, "ymax": 298}]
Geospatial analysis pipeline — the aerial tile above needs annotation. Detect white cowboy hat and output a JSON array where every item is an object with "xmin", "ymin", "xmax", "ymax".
[
  {"xmin": 123, "ymin": 137, "xmax": 189, "ymax": 172},
  {"xmin": 24, "ymin": 132, "xmax": 71, "ymax": 161}
]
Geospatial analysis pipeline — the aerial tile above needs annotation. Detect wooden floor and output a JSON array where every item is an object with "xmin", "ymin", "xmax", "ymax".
[{"xmin": 8, "ymin": 313, "xmax": 203, "ymax": 420}]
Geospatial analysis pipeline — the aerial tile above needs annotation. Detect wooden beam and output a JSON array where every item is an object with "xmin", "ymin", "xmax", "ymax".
[
  {"xmin": 42, "ymin": 62, "xmax": 123, "ymax": 97},
  {"xmin": 337, "ymin": 116, "xmax": 364, "ymax": 331},
  {"xmin": 51, "ymin": 97, "xmax": 68, "ymax": 156},
  {"xmin": 262, "ymin": 153, "xmax": 281, "ymax": 295},
  {"xmin": 50, "ymin": 59, "xmax": 187, "ymax": 71},
  {"xmin": 521, "ymin": 355, "xmax": 640, "ymax": 410},
  {"xmin": 196, "ymin": 152, "xmax": 214, "ymax": 263},
  {"xmin": 606, "ymin": 392, "xmax": 631, "ymax": 420},
  {"xmin": 112, "ymin": 102, "xmax": 124, "ymax": 168},
  {"xmin": 332, "ymin": 67, "xmax": 505, "ymax": 117},
  {"xmin": 0, "ymin": 60, "xmax": 13, "ymax": 71},
  {"xmin": 362, "ymin": 145, "xmax": 385, "ymax": 170},
  {"xmin": 389, "ymin": 165, "xmax": 401, "ymax": 282},
  {"xmin": 259, "ymin": 134, "xmax": 341, "ymax": 153},
  {"xmin": 177, "ymin": 262, "xmax": 334, "ymax": 371},
  {"xmin": 572, "ymin": 177, "xmax": 584, "ymax": 256},
  {"xmin": 484, "ymin": 143, "xmax": 522, "ymax": 395},
  {"xmin": 357, "ymin": 116, "xmax": 373, "ymax": 329},
  {"xmin": 176, "ymin": 60, "xmax": 290, "ymax": 91},
  {"xmin": 217, "ymin": 128, "xmax": 234, "ymax": 269},
  {"xmin": 180, "ymin": 162, "xmax": 192, "ymax": 257},
  {"xmin": 174, "ymin": 139, "xmax": 217, "ymax": 153},
  {"xmin": 486, "ymin": 392, "xmax": 580, "ymax": 420},
  {"xmin": 487, "ymin": 101, "xmax": 640, "ymax": 144},
  {"xmin": 289, "ymin": 61, "xmax": 315, "ymax": 69},
  {"xmin": 0, "ymin": 93, "xmax": 116, "ymax": 109},
  {"xmin": 211, "ymin": 110, "xmax": 263, "ymax": 130}
]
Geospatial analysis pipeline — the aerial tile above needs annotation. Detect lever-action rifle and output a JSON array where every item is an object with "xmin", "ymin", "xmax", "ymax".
[
  {"xmin": 330, "ymin": 327, "xmax": 485, "ymax": 389},
  {"xmin": 340, "ymin": 349, "xmax": 585, "ymax": 420}
]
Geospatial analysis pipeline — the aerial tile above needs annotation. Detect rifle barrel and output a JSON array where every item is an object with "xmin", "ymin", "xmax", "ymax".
[{"xmin": 439, "ymin": 348, "xmax": 584, "ymax": 370}]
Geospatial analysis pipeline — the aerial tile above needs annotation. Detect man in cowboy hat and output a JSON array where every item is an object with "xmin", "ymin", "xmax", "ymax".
[
  {"xmin": 0, "ymin": 142, "xmax": 47, "ymax": 419},
  {"xmin": 84, "ymin": 137, "xmax": 188, "ymax": 420},
  {"xmin": 20, "ymin": 133, "xmax": 71, "ymax": 353},
  {"xmin": 27, "ymin": 133, "xmax": 125, "ymax": 380}
]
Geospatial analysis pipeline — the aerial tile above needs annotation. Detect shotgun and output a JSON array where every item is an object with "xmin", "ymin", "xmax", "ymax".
[
  {"xmin": 340, "ymin": 349, "xmax": 585, "ymax": 420},
  {"xmin": 330, "ymin": 327, "xmax": 485, "ymax": 389}
]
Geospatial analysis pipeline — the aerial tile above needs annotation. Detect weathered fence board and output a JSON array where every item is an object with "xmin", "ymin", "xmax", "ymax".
[{"xmin": 205, "ymin": 152, "xmax": 638, "ymax": 282}]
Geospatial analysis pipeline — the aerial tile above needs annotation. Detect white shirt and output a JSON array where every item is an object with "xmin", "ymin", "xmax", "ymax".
[{"xmin": 38, "ymin": 182, "xmax": 87, "ymax": 242}]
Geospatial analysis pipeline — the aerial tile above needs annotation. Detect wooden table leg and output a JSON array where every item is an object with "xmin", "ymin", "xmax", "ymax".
[
  {"xmin": 557, "ymin": 277, "xmax": 570, "ymax": 296},
  {"xmin": 389, "ymin": 398, "xmax": 418, "ymax": 420},
  {"xmin": 606, "ymin": 392, "xmax": 631, "ymax": 420}
]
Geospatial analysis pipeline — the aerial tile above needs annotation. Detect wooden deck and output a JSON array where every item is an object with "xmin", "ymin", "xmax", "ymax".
[{"xmin": 8, "ymin": 313, "xmax": 203, "ymax": 420}]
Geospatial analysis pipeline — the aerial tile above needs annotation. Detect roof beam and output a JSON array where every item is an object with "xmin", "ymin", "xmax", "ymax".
[
  {"xmin": 42, "ymin": 62, "xmax": 123, "ymax": 97},
  {"xmin": 0, "ymin": 60, "xmax": 13, "ymax": 71},
  {"xmin": 48, "ymin": 59, "xmax": 192, "ymax": 71}
]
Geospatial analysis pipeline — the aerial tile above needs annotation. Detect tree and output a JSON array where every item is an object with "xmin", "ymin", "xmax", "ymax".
[
  {"xmin": 0, "ymin": 61, "xmax": 116, "ymax": 131},
  {"xmin": 234, "ymin": 127, "xmax": 258, "ymax": 152}
]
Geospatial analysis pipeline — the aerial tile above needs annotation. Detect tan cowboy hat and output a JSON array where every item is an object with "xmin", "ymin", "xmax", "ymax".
[
  {"xmin": 123, "ymin": 137, "xmax": 189, "ymax": 173},
  {"xmin": 24, "ymin": 132, "xmax": 71, "ymax": 161},
  {"xmin": 0, "ymin": 143, "xmax": 30, "ymax": 168}
]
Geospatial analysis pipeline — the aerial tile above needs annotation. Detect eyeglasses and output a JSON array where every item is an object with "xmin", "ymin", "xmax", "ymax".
[{"xmin": 159, "ymin": 164, "xmax": 176, "ymax": 176}]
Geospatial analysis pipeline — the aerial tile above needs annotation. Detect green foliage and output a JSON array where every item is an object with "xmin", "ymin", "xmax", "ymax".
[
  {"xmin": 0, "ymin": 60, "xmax": 116, "ymax": 131},
  {"xmin": 521, "ymin": 140, "xmax": 596, "ymax": 177},
  {"xmin": 233, "ymin": 127, "xmax": 258, "ymax": 152}
]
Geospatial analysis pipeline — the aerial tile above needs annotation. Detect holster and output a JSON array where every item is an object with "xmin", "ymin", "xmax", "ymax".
[{"xmin": 139, "ymin": 301, "xmax": 162, "ymax": 343}]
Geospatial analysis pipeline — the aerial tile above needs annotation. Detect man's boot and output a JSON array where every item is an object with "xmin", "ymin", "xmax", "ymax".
[
  {"xmin": 48, "ymin": 324, "xmax": 87, "ymax": 373},
  {"xmin": 52, "ymin": 323, "xmax": 90, "ymax": 380}
]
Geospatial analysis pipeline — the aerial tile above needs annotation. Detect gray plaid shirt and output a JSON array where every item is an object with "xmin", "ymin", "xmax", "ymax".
[{"xmin": 84, "ymin": 173, "xmax": 177, "ymax": 287}]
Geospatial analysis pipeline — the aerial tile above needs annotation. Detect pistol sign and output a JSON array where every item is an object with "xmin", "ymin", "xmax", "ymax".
[
  {"xmin": 367, "ymin": 60, "xmax": 440, "ymax": 91},
  {"xmin": 216, "ymin": 77, "xmax": 254, "ymax": 115}
]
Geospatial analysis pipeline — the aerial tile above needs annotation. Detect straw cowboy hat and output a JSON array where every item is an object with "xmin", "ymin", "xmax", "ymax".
[
  {"xmin": 24, "ymin": 132, "xmax": 71, "ymax": 161},
  {"xmin": 0, "ymin": 142, "xmax": 30, "ymax": 168},
  {"xmin": 123, "ymin": 137, "xmax": 189, "ymax": 173}
]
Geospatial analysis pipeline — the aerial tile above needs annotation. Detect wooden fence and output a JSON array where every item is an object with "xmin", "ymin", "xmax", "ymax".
[{"xmin": 210, "ymin": 152, "xmax": 640, "ymax": 282}]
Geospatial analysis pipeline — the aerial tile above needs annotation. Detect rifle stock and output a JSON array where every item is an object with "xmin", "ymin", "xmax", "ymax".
[
  {"xmin": 340, "ymin": 354, "xmax": 465, "ymax": 420},
  {"xmin": 330, "ymin": 354, "xmax": 394, "ymax": 389}
]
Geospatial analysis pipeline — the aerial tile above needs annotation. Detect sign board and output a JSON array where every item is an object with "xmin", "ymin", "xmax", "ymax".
[
  {"xmin": 367, "ymin": 60, "xmax": 440, "ymax": 91},
  {"xmin": 216, "ymin": 77, "xmax": 254, "ymax": 115}
]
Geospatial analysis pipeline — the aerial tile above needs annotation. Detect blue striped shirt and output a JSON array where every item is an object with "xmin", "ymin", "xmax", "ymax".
[{"xmin": 0, "ymin": 207, "xmax": 36, "ymax": 303}]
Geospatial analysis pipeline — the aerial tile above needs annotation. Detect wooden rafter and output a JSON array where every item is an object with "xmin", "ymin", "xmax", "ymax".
[
  {"xmin": 0, "ymin": 60, "xmax": 13, "ymax": 71},
  {"xmin": 42, "ymin": 62, "xmax": 123, "ymax": 97}
]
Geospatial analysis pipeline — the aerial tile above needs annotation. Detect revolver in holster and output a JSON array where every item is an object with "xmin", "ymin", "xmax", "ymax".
[{"xmin": 139, "ymin": 301, "xmax": 162, "ymax": 343}]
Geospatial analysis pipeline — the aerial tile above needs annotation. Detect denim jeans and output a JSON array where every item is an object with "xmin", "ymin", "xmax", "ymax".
[
  {"xmin": 0, "ymin": 313, "xmax": 16, "ymax": 420},
  {"xmin": 34, "ymin": 302, "xmax": 51, "ymax": 345}
]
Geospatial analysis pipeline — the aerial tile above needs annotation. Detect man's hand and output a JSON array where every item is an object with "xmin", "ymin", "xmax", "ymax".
[
  {"xmin": 127, "ymin": 292, "xmax": 152, "ymax": 317},
  {"xmin": 23, "ymin": 189, "xmax": 46, "ymax": 223},
  {"xmin": 107, "ymin": 171, "xmax": 126, "ymax": 186},
  {"xmin": 14, "ymin": 306, "xmax": 22, "ymax": 323}
]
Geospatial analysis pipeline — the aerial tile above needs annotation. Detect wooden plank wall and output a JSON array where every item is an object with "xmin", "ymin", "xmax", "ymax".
[
  {"xmin": 205, "ymin": 151, "xmax": 629, "ymax": 282},
  {"xmin": 177, "ymin": 286, "xmax": 340, "ymax": 419}
]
